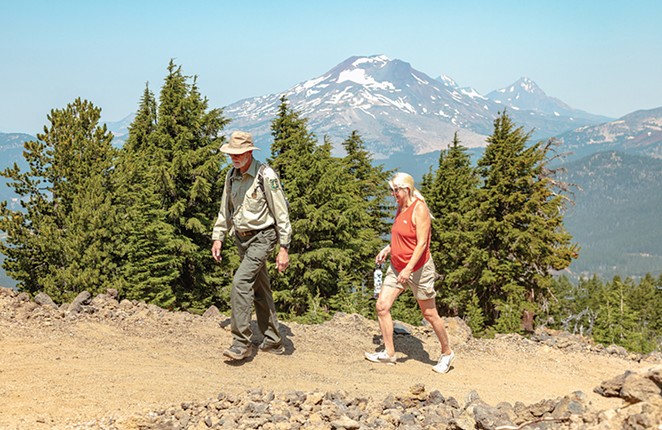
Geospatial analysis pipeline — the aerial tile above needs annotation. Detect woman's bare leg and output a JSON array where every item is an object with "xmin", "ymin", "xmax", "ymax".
[
  {"xmin": 418, "ymin": 298, "xmax": 451, "ymax": 355},
  {"xmin": 375, "ymin": 286, "xmax": 402, "ymax": 356}
]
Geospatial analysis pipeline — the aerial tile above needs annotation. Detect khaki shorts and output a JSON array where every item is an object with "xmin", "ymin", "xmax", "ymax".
[{"xmin": 383, "ymin": 257, "xmax": 437, "ymax": 300}]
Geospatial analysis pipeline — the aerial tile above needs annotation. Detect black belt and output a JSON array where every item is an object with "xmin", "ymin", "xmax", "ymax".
[{"xmin": 236, "ymin": 227, "xmax": 270, "ymax": 238}]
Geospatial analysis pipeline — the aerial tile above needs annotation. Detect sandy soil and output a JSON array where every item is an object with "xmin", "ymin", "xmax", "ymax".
[{"xmin": 0, "ymin": 299, "xmax": 652, "ymax": 430}]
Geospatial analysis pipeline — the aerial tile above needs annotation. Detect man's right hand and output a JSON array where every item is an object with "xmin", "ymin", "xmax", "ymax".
[{"xmin": 211, "ymin": 240, "xmax": 223, "ymax": 262}]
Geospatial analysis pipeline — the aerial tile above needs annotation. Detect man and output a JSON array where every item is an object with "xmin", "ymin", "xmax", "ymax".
[{"xmin": 211, "ymin": 131, "xmax": 291, "ymax": 360}]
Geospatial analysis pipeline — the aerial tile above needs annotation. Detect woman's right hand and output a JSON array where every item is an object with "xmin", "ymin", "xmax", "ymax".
[{"xmin": 376, "ymin": 245, "xmax": 390, "ymax": 264}]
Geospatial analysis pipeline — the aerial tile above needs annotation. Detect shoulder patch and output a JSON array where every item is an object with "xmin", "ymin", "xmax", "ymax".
[{"xmin": 269, "ymin": 178, "xmax": 280, "ymax": 190}]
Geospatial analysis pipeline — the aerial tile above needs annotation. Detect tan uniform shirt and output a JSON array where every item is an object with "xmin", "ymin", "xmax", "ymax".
[{"xmin": 212, "ymin": 158, "xmax": 291, "ymax": 248}]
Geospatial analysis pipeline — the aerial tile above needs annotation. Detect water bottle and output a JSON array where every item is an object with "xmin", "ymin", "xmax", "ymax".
[{"xmin": 373, "ymin": 263, "xmax": 383, "ymax": 298}]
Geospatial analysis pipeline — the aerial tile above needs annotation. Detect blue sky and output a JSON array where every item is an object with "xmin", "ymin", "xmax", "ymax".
[{"xmin": 2, "ymin": 0, "xmax": 661, "ymax": 134}]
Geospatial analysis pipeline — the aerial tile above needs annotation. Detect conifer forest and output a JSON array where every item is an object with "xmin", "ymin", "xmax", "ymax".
[{"xmin": 1, "ymin": 62, "xmax": 660, "ymax": 354}]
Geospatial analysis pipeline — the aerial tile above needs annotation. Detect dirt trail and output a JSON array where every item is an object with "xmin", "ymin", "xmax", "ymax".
[{"xmin": 1, "ymin": 297, "xmax": 652, "ymax": 430}]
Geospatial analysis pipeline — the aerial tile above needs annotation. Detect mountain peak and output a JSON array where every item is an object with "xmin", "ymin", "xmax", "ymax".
[
  {"xmin": 225, "ymin": 55, "xmax": 612, "ymax": 157},
  {"xmin": 492, "ymin": 77, "xmax": 546, "ymax": 97},
  {"xmin": 488, "ymin": 77, "xmax": 577, "ymax": 117},
  {"xmin": 513, "ymin": 77, "xmax": 545, "ymax": 95},
  {"xmin": 331, "ymin": 54, "xmax": 393, "ymax": 74},
  {"xmin": 303, "ymin": 55, "xmax": 419, "ymax": 93},
  {"xmin": 437, "ymin": 74, "xmax": 458, "ymax": 88},
  {"xmin": 350, "ymin": 54, "xmax": 391, "ymax": 67}
]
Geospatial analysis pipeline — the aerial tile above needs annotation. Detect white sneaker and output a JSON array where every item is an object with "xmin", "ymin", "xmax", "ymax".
[
  {"xmin": 364, "ymin": 350, "xmax": 396, "ymax": 365},
  {"xmin": 432, "ymin": 351, "xmax": 455, "ymax": 374}
]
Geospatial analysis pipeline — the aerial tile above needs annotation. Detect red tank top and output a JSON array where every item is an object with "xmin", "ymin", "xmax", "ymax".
[{"xmin": 390, "ymin": 199, "xmax": 430, "ymax": 272}]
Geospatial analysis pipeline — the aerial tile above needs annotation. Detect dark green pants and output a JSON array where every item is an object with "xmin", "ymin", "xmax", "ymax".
[{"xmin": 230, "ymin": 227, "xmax": 282, "ymax": 349}]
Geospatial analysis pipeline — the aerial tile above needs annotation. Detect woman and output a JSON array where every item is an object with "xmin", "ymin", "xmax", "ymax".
[{"xmin": 365, "ymin": 172, "xmax": 455, "ymax": 373}]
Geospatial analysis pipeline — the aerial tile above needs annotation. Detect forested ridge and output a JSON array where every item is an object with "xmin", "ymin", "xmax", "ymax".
[
  {"xmin": 560, "ymin": 151, "xmax": 662, "ymax": 278},
  {"xmin": 1, "ymin": 62, "xmax": 660, "ymax": 354}
]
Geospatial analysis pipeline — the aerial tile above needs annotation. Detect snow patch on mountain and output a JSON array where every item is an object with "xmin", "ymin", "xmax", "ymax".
[
  {"xmin": 225, "ymin": 55, "xmax": 612, "ymax": 157},
  {"xmin": 460, "ymin": 87, "xmax": 486, "ymax": 100},
  {"xmin": 438, "ymin": 74, "xmax": 457, "ymax": 88},
  {"xmin": 337, "ymin": 69, "xmax": 396, "ymax": 91}
]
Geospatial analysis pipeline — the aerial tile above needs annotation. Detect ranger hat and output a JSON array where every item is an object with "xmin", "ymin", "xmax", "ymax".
[{"xmin": 220, "ymin": 131, "xmax": 260, "ymax": 154}]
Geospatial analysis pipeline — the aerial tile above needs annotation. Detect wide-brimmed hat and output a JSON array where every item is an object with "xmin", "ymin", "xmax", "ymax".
[{"xmin": 220, "ymin": 131, "xmax": 260, "ymax": 154}]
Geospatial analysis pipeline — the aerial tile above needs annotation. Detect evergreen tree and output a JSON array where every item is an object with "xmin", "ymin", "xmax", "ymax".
[
  {"xmin": 547, "ymin": 274, "xmax": 661, "ymax": 353},
  {"xmin": 624, "ymin": 274, "xmax": 661, "ymax": 353},
  {"xmin": 544, "ymin": 275, "xmax": 576, "ymax": 328},
  {"xmin": 0, "ymin": 98, "xmax": 119, "ymax": 302},
  {"xmin": 118, "ymin": 61, "xmax": 231, "ymax": 311},
  {"xmin": 123, "ymin": 84, "xmax": 158, "ymax": 154},
  {"xmin": 112, "ymin": 85, "xmax": 182, "ymax": 307},
  {"xmin": 267, "ymin": 96, "xmax": 325, "ymax": 316},
  {"xmin": 469, "ymin": 111, "xmax": 577, "ymax": 330},
  {"xmin": 114, "ymin": 157, "xmax": 180, "ymax": 306},
  {"xmin": 267, "ymin": 98, "xmax": 390, "ymax": 320},
  {"xmin": 556, "ymin": 275, "xmax": 605, "ymax": 336},
  {"xmin": 464, "ymin": 291, "xmax": 486, "ymax": 336},
  {"xmin": 341, "ymin": 130, "xmax": 392, "ymax": 239},
  {"xmin": 593, "ymin": 276, "xmax": 640, "ymax": 349},
  {"xmin": 338, "ymin": 130, "xmax": 392, "ymax": 298},
  {"xmin": 421, "ymin": 132, "xmax": 479, "ymax": 317}
]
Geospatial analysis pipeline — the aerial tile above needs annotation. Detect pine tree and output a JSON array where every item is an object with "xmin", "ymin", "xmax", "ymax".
[
  {"xmin": 341, "ymin": 130, "xmax": 392, "ymax": 238},
  {"xmin": 112, "ymin": 85, "xmax": 180, "ymax": 307},
  {"xmin": 544, "ymin": 275, "xmax": 577, "ymax": 328},
  {"xmin": 119, "ymin": 61, "xmax": 231, "ymax": 311},
  {"xmin": 624, "ymin": 274, "xmax": 661, "ymax": 353},
  {"xmin": 114, "ymin": 156, "xmax": 180, "ymax": 306},
  {"xmin": 339, "ymin": 131, "xmax": 392, "ymax": 300},
  {"xmin": 567, "ymin": 275, "xmax": 602, "ymax": 337},
  {"xmin": 267, "ymin": 96, "xmax": 325, "ymax": 316},
  {"xmin": 123, "ymin": 84, "xmax": 157, "ymax": 154},
  {"xmin": 593, "ymin": 276, "xmax": 640, "ymax": 349},
  {"xmin": 421, "ymin": 132, "xmax": 479, "ymax": 317},
  {"xmin": 0, "ymin": 98, "xmax": 119, "ymax": 302},
  {"xmin": 470, "ymin": 111, "xmax": 577, "ymax": 330},
  {"xmin": 267, "ymin": 99, "xmax": 390, "ymax": 319},
  {"xmin": 552, "ymin": 273, "xmax": 662, "ymax": 353},
  {"xmin": 464, "ymin": 291, "xmax": 486, "ymax": 336}
]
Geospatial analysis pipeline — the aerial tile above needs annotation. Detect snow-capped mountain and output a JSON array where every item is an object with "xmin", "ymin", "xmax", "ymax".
[
  {"xmin": 225, "ymin": 55, "xmax": 610, "ymax": 157},
  {"xmin": 556, "ymin": 106, "xmax": 662, "ymax": 160},
  {"xmin": 226, "ymin": 55, "xmax": 495, "ymax": 158},
  {"xmin": 487, "ymin": 77, "xmax": 609, "ymax": 123}
]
